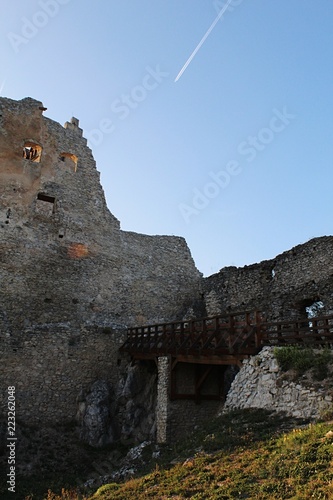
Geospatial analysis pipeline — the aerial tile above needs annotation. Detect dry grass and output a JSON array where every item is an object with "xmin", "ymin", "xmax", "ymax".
[{"xmin": 27, "ymin": 408, "xmax": 333, "ymax": 499}]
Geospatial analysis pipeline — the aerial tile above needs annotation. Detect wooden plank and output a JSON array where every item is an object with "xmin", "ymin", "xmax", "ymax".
[{"xmin": 173, "ymin": 354, "xmax": 250, "ymax": 365}]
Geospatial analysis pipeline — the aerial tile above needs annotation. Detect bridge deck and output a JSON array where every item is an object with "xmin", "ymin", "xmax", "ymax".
[{"xmin": 120, "ymin": 312, "xmax": 333, "ymax": 362}]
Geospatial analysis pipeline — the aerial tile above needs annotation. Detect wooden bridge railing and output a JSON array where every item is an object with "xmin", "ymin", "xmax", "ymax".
[
  {"xmin": 120, "ymin": 312, "xmax": 333, "ymax": 360},
  {"xmin": 261, "ymin": 314, "xmax": 333, "ymax": 346},
  {"xmin": 120, "ymin": 311, "xmax": 263, "ymax": 358}
]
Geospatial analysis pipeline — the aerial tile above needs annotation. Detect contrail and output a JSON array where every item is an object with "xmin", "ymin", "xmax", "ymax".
[
  {"xmin": 0, "ymin": 80, "xmax": 5, "ymax": 95},
  {"xmin": 175, "ymin": 0, "xmax": 234, "ymax": 82}
]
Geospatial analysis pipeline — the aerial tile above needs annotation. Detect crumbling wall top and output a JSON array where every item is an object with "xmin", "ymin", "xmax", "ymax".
[
  {"xmin": 64, "ymin": 116, "xmax": 83, "ymax": 137},
  {"xmin": 203, "ymin": 236, "xmax": 333, "ymax": 321}
]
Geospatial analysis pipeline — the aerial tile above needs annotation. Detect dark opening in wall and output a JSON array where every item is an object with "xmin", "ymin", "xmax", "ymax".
[
  {"xmin": 295, "ymin": 298, "xmax": 325, "ymax": 328},
  {"xmin": 37, "ymin": 193, "xmax": 55, "ymax": 204},
  {"xmin": 59, "ymin": 152, "xmax": 78, "ymax": 172},
  {"xmin": 36, "ymin": 193, "xmax": 56, "ymax": 216},
  {"xmin": 23, "ymin": 141, "xmax": 42, "ymax": 163},
  {"xmin": 306, "ymin": 300, "xmax": 324, "ymax": 318}
]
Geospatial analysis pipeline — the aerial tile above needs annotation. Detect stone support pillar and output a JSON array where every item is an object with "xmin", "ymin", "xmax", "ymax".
[{"xmin": 156, "ymin": 356, "xmax": 170, "ymax": 443}]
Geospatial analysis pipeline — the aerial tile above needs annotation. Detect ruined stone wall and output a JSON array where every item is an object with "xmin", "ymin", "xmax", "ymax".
[
  {"xmin": 204, "ymin": 236, "xmax": 333, "ymax": 321},
  {"xmin": 0, "ymin": 97, "xmax": 202, "ymax": 428},
  {"xmin": 165, "ymin": 238, "xmax": 333, "ymax": 442},
  {"xmin": 2, "ymin": 96, "xmax": 333, "ymax": 445},
  {"xmin": 223, "ymin": 347, "xmax": 333, "ymax": 419}
]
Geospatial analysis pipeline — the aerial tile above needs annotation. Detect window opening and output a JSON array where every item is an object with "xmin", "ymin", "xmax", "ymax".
[
  {"xmin": 36, "ymin": 193, "xmax": 56, "ymax": 216},
  {"xmin": 23, "ymin": 141, "xmax": 42, "ymax": 163},
  {"xmin": 297, "ymin": 299, "xmax": 325, "ymax": 329},
  {"xmin": 59, "ymin": 152, "xmax": 78, "ymax": 172},
  {"xmin": 306, "ymin": 301, "xmax": 324, "ymax": 319},
  {"xmin": 37, "ymin": 193, "xmax": 55, "ymax": 204}
]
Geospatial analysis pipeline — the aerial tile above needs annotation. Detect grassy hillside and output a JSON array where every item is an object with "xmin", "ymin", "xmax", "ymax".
[{"xmin": 42, "ymin": 408, "xmax": 333, "ymax": 500}]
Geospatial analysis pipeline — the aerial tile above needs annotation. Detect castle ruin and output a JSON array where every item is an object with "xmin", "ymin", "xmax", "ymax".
[{"xmin": 1, "ymin": 97, "xmax": 333, "ymax": 449}]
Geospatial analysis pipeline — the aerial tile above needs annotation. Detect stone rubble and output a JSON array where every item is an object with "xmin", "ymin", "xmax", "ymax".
[{"xmin": 223, "ymin": 346, "xmax": 333, "ymax": 419}]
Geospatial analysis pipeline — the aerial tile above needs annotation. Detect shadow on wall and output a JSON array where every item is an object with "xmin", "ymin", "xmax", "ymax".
[{"xmin": 77, "ymin": 361, "xmax": 158, "ymax": 447}]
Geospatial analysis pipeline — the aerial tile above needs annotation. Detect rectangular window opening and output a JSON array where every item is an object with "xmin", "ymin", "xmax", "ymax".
[
  {"xmin": 36, "ymin": 193, "xmax": 56, "ymax": 216},
  {"xmin": 37, "ymin": 193, "xmax": 55, "ymax": 204}
]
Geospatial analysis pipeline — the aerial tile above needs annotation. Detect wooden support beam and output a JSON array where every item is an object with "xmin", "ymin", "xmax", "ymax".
[
  {"xmin": 170, "ymin": 359, "xmax": 177, "ymax": 401},
  {"xmin": 195, "ymin": 364, "xmax": 201, "ymax": 404},
  {"xmin": 197, "ymin": 366, "xmax": 212, "ymax": 390},
  {"xmin": 173, "ymin": 354, "xmax": 249, "ymax": 365},
  {"xmin": 171, "ymin": 358, "xmax": 178, "ymax": 371}
]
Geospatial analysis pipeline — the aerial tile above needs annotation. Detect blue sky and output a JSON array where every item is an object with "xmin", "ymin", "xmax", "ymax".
[{"xmin": 2, "ymin": 0, "xmax": 333, "ymax": 276}]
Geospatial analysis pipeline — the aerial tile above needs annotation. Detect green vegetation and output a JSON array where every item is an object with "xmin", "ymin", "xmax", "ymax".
[
  {"xmin": 32, "ymin": 408, "xmax": 333, "ymax": 499},
  {"xmin": 274, "ymin": 346, "xmax": 332, "ymax": 380}
]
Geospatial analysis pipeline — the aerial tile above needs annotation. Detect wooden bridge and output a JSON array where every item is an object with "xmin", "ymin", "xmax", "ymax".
[
  {"xmin": 120, "ymin": 311, "xmax": 333, "ymax": 363},
  {"xmin": 120, "ymin": 311, "xmax": 333, "ymax": 402}
]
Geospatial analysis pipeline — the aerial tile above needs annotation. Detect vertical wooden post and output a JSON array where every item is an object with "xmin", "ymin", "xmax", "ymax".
[
  {"xmin": 254, "ymin": 310, "xmax": 262, "ymax": 348},
  {"xmin": 228, "ymin": 314, "xmax": 235, "ymax": 352},
  {"xmin": 277, "ymin": 323, "xmax": 282, "ymax": 344},
  {"xmin": 219, "ymin": 366, "xmax": 226, "ymax": 401},
  {"xmin": 170, "ymin": 358, "xmax": 178, "ymax": 400},
  {"xmin": 194, "ymin": 364, "xmax": 201, "ymax": 404}
]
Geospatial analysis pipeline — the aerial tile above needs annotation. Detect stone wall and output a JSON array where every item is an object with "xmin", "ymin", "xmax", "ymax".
[
  {"xmin": 223, "ymin": 347, "xmax": 333, "ymax": 419},
  {"xmin": 0, "ymin": 323, "xmax": 126, "ymax": 425},
  {"xmin": 203, "ymin": 236, "xmax": 333, "ymax": 322},
  {"xmin": 166, "ymin": 237, "xmax": 333, "ymax": 441},
  {"xmin": 2, "ymin": 96, "xmax": 333, "ymax": 447},
  {"xmin": 0, "ymin": 96, "xmax": 201, "ymax": 431}
]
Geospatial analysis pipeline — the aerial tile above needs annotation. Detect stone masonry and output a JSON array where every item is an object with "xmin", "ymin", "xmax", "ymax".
[
  {"xmin": 203, "ymin": 236, "xmax": 333, "ymax": 322},
  {"xmin": 0, "ymin": 97, "xmax": 201, "ymax": 430},
  {"xmin": 1, "ymin": 96, "xmax": 333, "ymax": 448},
  {"xmin": 223, "ymin": 346, "xmax": 333, "ymax": 420}
]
